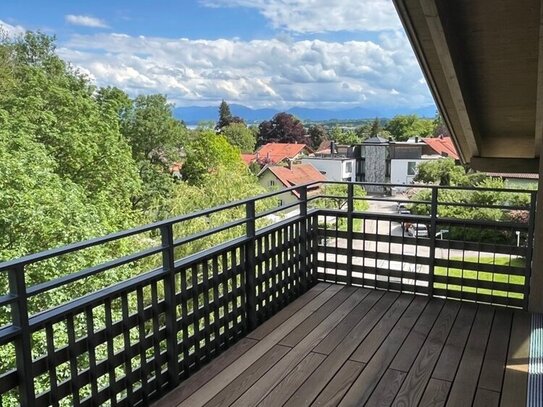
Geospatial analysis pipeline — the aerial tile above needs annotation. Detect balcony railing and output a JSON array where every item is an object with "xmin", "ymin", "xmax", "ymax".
[{"xmin": 0, "ymin": 182, "xmax": 536, "ymax": 406}]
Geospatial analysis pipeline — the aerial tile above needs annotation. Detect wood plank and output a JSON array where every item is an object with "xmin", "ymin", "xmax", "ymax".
[
  {"xmin": 501, "ymin": 310, "xmax": 531, "ymax": 407},
  {"xmin": 432, "ymin": 302, "xmax": 477, "ymax": 381},
  {"xmin": 311, "ymin": 360, "xmax": 365, "ymax": 407},
  {"xmin": 388, "ymin": 299, "xmax": 444, "ymax": 373},
  {"xmin": 177, "ymin": 283, "xmax": 342, "ymax": 407},
  {"xmin": 257, "ymin": 352, "xmax": 326, "ymax": 407},
  {"xmin": 446, "ymin": 306, "xmax": 495, "ymax": 407},
  {"xmin": 279, "ymin": 286, "xmax": 360, "ymax": 347},
  {"xmin": 153, "ymin": 338, "xmax": 257, "ymax": 406},
  {"xmin": 247, "ymin": 283, "xmax": 329, "ymax": 340},
  {"xmin": 418, "ymin": 378, "xmax": 450, "ymax": 407},
  {"xmin": 349, "ymin": 294, "xmax": 414, "ymax": 363},
  {"xmin": 203, "ymin": 345, "xmax": 291, "ymax": 407},
  {"xmin": 284, "ymin": 291, "xmax": 400, "ymax": 407},
  {"xmin": 477, "ymin": 308, "xmax": 513, "ymax": 392},
  {"xmin": 312, "ymin": 290, "xmax": 386, "ymax": 355},
  {"xmin": 390, "ymin": 301, "xmax": 461, "ymax": 407},
  {"xmin": 231, "ymin": 288, "xmax": 369, "ymax": 407},
  {"xmin": 365, "ymin": 369, "xmax": 406, "ymax": 407},
  {"xmin": 340, "ymin": 296, "xmax": 431, "ymax": 406},
  {"xmin": 473, "ymin": 388, "xmax": 500, "ymax": 407}
]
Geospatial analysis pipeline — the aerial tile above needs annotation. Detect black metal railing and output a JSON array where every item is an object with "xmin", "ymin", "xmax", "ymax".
[{"xmin": 0, "ymin": 181, "xmax": 536, "ymax": 406}]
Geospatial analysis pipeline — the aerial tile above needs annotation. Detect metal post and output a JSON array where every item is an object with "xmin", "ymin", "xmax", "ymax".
[
  {"xmin": 9, "ymin": 265, "xmax": 35, "ymax": 406},
  {"xmin": 346, "ymin": 183, "xmax": 354, "ymax": 286},
  {"xmin": 299, "ymin": 185, "xmax": 309, "ymax": 293},
  {"xmin": 160, "ymin": 224, "xmax": 180, "ymax": 387},
  {"xmin": 524, "ymin": 191, "xmax": 537, "ymax": 310},
  {"xmin": 427, "ymin": 187, "xmax": 439, "ymax": 298},
  {"xmin": 245, "ymin": 200, "xmax": 258, "ymax": 331}
]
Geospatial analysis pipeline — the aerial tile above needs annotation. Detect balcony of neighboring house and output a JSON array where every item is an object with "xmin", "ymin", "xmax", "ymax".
[{"xmin": 0, "ymin": 181, "xmax": 538, "ymax": 406}]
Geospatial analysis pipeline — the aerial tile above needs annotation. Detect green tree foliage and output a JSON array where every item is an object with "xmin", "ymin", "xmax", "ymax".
[
  {"xmin": 122, "ymin": 94, "xmax": 188, "ymax": 163},
  {"xmin": 413, "ymin": 158, "xmax": 467, "ymax": 186},
  {"xmin": 257, "ymin": 112, "xmax": 308, "ymax": 146},
  {"xmin": 221, "ymin": 122, "xmax": 256, "ymax": 152},
  {"xmin": 308, "ymin": 124, "xmax": 328, "ymax": 150},
  {"xmin": 330, "ymin": 125, "xmax": 360, "ymax": 144},
  {"xmin": 216, "ymin": 99, "xmax": 244, "ymax": 131},
  {"xmin": 182, "ymin": 130, "xmax": 246, "ymax": 185},
  {"xmin": 314, "ymin": 184, "xmax": 369, "ymax": 212},
  {"xmin": 385, "ymin": 114, "xmax": 434, "ymax": 141}
]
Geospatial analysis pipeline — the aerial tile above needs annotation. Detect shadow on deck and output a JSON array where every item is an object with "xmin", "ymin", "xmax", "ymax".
[{"xmin": 154, "ymin": 283, "xmax": 531, "ymax": 407}]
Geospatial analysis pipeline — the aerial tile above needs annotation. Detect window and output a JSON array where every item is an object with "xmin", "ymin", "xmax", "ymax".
[
  {"xmin": 407, "ymin": 161, "xmax": 417, "ymax": 176},
  {"xmin": 345, "ymin": 162, "xmax": 353, "ymax": 173},
  {"xmin": 270, "ymin": 180, "xmax": 275, "ymax": 186}
]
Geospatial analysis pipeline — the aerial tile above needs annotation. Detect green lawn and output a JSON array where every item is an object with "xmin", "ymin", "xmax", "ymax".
[{"xmin": 434, "ymin": 256, "xmax": 526, "ymax": 300}]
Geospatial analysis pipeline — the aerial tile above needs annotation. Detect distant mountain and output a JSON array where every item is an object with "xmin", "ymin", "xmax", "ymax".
[{"xmin": 173, "ymin": 104, "xmax": 437, "ymax": 125}]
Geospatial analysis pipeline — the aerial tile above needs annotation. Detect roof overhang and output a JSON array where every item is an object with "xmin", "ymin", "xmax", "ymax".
[{"xmin": 393, "ymin": 0, "xmax": 543, "ymax": 172}]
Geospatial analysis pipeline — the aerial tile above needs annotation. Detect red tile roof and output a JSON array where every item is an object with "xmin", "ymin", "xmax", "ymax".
[
  {"xmin": 241, "ymin": 153, "xmax": 256, "ymax": 165},
  {"xmin": 266, "ymin": 164, "xmax": 327, "ymax": 197},
  {"xmin": 422, "ymin": 136, "xmax": 459, "ymax": 160},
  {"xmin": 257, "ymin": 143, "xmax": 311, "ymax": 165}
]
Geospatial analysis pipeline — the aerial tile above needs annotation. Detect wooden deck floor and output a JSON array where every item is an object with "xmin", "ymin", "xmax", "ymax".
[{"xmin": 154, "ymin": 283, "xmax": 531, "ymax": 407}]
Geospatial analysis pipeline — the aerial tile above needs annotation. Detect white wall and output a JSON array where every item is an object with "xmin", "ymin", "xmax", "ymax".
[
  {"xmin": 390, "ymin": 159, "xmax": 424, "ymax": 188},
  {"xmin": 301, "ymin": 158, "xmax": 355, "ymax": 181}
]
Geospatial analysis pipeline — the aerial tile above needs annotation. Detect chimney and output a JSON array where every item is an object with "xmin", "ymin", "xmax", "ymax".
[
  {"xmin": 330, "ymin": 141, "xmax": 335, "ymax": 157},
  {"xmin": 415, "ymin": 136, "xmax": 419, "ymax": 143},
  {"xmin": 288, "ymin": 159, "xmax": 293, "ymax": 170}
]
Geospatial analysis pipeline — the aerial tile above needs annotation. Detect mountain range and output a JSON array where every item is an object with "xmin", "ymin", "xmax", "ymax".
[{"xmin": 174, "ymin": 104, "xmax": 437, "ymax": 125}]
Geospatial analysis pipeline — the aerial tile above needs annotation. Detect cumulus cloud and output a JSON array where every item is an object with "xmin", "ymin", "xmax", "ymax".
[
  {"xmin": 65, "ymin": 15, "xmax": 108, "ymax": 28},
  {"xmin": 200, "ymin": 0, "xmax": 401, "ymax": 33},
  {"xmin": 58, "ymin": 31, "xmax": 432, "ymax": 110},
  {"xmin": 0, "ymin": 20, "xmax": 25, "ymax": 37}
]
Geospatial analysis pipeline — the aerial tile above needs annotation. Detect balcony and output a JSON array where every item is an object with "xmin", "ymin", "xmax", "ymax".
[{"xmin": 0, "ymin": 182, "xmax": 537, "ymax": 406}]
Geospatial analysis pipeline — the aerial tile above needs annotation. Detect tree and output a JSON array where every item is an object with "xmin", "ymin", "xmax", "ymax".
[
  {"xmin": 257, "ymin": 112, "xmax": 308, "ymax": 146},
  {"xmin": 330, "ymin": 125, "xmax": 360, "ymax": 144},
  {"xmin": 432, "ymin": 112, "xmax": 450, "ymax": 137},
  {"xmin": 216, "ymin": 100, "xmax": 244, "ymax": 131},
  {"xmin": 413, "ymin": 158, "xmax": 467, "ymax": 186},
  {"xmin": 221, "ymin": 122, "xmax": 256, "ymax": 152},
  {"xmin": 181, "ymin": 130, "xmax": 246, "ymax": 185},
  {"xmin": 370, "ymin": 117, "xmax": 382, "ymax": 137},
  {"xmin": 385, "ymin": 114, "xmax": 434, "ymax": 141},
  {"xmin": 122, "ymin": 94, "xmax": 188, "ymax": 163},
  {"xmin": 308, "ymin": 124, "xmax": 328, "ymax": 150}
]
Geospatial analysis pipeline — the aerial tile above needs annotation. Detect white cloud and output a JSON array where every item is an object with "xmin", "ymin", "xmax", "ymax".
[
  {"xmin": 58, "ymin": 30, "xmax": 432, "ymax": 110},
  {"xmin": 200, "ymin": 0, "xmax": 401, "ymax": 33},
  {"xmin": 65, "ymin": 15, "xmax": 108, "ymax": 29},
  {"xmin": 0, "ymin": 20, "xmax": 25, "ymax": 37}
]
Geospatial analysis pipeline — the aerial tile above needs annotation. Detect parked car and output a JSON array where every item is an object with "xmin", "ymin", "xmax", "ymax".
[
  {"xmin": 408, "ymin": 223, "xmax": 429, "ymax": 237},
  {"xmin": 397, "ymin": 202, "xmax": 407, "ymax": 213}
]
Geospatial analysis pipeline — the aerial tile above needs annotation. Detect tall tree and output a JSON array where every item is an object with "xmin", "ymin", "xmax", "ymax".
[
  {"xmin": 221, "ymin": 122, "xmax": 256, "ymax": 152},
  {"xmin": 216, "ymin": 100, "xmax": 244, "ymax": 131},
  {"xmin": 369, "ymin": 117, "xmax": 382, "ymax": 137},
  {"xmin": 385, "ymin": 114, "xmax": 434, "ymax": 141},
  {"xmin": 432, "ymin": 112, "xmax": 450, "ymax": 137},
  {"xmin": 122, "ymin": 94, "xmax": 188, "ymax": 163},
  {"xmin": 257, "ymin": 112, "xmax": 308, "ymax": 146},
  {"xmin": 308, "ymin": 124, "xmax": 328, "ymax": 150},
  {"xmin": 330, "ymin": 125, "xmax": 360, "ymax": 145},
  {"xmin": 182, "ymin": 130, "xmax": 246, "ymax": 185}
]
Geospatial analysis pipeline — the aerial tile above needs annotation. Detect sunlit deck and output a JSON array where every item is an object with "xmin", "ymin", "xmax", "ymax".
[{"xmin": 154, "ymin": 283, "xmax": 531, "ymax": 407}]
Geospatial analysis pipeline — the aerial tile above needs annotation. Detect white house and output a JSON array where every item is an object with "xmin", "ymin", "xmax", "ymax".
[{"xmin": 300, "ymin": 157, "xmax": 356, "ymax": 182}]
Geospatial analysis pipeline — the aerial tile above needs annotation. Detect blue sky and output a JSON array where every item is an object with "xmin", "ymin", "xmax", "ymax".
[{"xmin": 0, "ymin": 0, "xmax": 435, "ymax": 111}]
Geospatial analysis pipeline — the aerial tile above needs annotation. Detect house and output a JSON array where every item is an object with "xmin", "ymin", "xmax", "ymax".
[
  {"xmin": 255, "ymin": 143, "xmax": 313, "ymax": 165},
  {"xmin": 258, "ymin": 162, "xmax": 326, "ymax": 208},
  {"xmin": 352, "ymin": 136, "xmax": 461, "ymax": 192},
  {"xmin": 300, "ymin": 156, "xmax": 356, "ymax": 182},
  {"xmin": 422, "ymin": 135, "xmax": 460, "ymax": 160}
]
